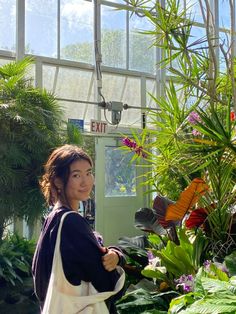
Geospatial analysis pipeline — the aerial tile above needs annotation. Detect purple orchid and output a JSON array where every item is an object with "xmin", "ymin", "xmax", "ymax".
[
  {"xmin": 175, "ymin": 274, "xmax": 194, "ymax": 293},
  {"xmin": 147, "ymin": 250, "xmax": 155, "ymax": 262}
]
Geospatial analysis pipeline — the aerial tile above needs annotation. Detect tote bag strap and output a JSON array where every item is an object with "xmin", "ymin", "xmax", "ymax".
[
  {"xmin": 54, "ymin": 211, "xmax": 76, "ymax": 254},
  {"xmin": 52, "ymin": 211, "xmax": 78, "ymax": 274}
]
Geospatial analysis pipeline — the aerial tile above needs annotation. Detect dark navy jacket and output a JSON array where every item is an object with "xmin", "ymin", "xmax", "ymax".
[{"xmin": 32, "ymin": 207, "xmax": 124, "ymax": 313}]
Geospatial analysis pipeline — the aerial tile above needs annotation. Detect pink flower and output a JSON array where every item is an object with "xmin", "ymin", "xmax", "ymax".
[
  {"xmin": 192, "ymin": 129, "xmax": 201, "ymax": 136},
  {"xmin": 122, "ymin": 137, "xmax": 147, "ymax": 158},
  {"xmin": 188, "ymin": 111, "xmax": 201, "ymax": 125},
  {"xmin": 122, "ymin": 137, "xmax": 137, "ymax": 149}
]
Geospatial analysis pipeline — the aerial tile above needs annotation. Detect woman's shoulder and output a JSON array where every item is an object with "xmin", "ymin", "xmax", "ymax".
[
  {"xmin": 42, "ymin": 207, "xmax": 71, "ymax": 231},
  {"xmin": 45, "ymin": 207, "xmax": 69, "ymax": 222},
  {"xmin": 43, "ymin": 207, "xmax": 90, "ymax": 237},
  {"xmin": 56, "ymin": 208, "xmax": 90, "ymax": 229}
]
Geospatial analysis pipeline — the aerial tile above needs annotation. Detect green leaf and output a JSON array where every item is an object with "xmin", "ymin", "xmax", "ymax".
[
  {"xmin": 225, "ymin": 252, "xmax": 236, "ymax": 276},
  {"xmin": 141, "ymin": 267, "xmax": 168, "ymax": 282},
  {"xmin": 169, "ymin": 293, "xmax": 195, "ymax": 314}
]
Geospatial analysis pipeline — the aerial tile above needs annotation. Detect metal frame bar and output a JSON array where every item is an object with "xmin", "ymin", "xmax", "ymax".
[{"xmin": 16, "ymin": 0, "xmax": 25, "ymax": 60}]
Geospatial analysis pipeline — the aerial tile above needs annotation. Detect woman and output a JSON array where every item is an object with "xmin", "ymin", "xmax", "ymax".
[{"xmin": 32, "ymin": 144, "xmax": 125, "ymax": 313}]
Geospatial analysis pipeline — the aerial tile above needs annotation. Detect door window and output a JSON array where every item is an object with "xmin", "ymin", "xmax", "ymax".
[{"xmin": 105, "ymin": 146, "xmax": 136, "ymax": 197}]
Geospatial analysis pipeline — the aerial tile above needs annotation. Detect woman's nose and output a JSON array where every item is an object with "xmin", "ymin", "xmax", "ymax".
[{"xmin": 80, "ymin": 175, "xmax": 90, "ymax": 185}]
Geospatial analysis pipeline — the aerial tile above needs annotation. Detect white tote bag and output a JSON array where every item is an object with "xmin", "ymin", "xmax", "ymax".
[{"xmin": 42, "ymin": 211, "xmax": 125, "ymax": 314}]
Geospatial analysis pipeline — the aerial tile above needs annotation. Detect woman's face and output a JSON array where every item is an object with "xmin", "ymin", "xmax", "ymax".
[{"xmin": 65, "ymin": 159, "xmax": 94, "ymax": 210}]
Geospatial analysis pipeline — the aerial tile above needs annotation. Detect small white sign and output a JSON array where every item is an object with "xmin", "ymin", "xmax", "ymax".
[{"xmin": 90, "ymin": 119, "xmax": 108, "ymax": 134}]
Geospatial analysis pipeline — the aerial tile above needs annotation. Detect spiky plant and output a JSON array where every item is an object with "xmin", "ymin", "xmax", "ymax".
[{"xmin": 121, "ymin": 0, "xmax": 236, "ymax": 258}]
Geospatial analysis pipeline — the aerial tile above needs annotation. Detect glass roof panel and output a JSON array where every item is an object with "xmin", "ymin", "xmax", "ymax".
[
  {"xmin": 129, "ymin": 12, "xmax": 156, "ymax": 74},
  {"xmin": 186, "ymin": 0, "xmax": 204, "ymax": 24},
  {"xmin": 25, "ymin": 0, "xmax": 57, "ymax": 57},
  {"xmin": 101, "ymin": 73, "xmax": 141, "ymax": 127},
  {"xmin": 146, "ymin": 79, "xmax": 157, "ymax": 108},
  {"xmin": 60, "ymin": 0, "xmax": 94, "ymax": 64},
  {"xmin": 0, "ymin": 58, "xmax": 13, "ymax": 66},
  {"xmin": 59, "ymin": 100, "xmax": 97, "ymax": 130},
  {"xmin": 101, "ymin": 5, "xmax": 126, "ymax": 68},
  {"xmin": 43, "ymin": 65, "xmax": 95, "ymax": 100},
  {"xmin": 219, "ymin": 31, "xmax": 230, "ymax": 73},
  {"xmin": 219, "ymin": 1, "xmax": 230, "ymax": 30},
  {"xmin": 0, "ymin": 0, "xmax": 16, "ymax": 52},
  {"xmin": 43, "ymin": 65, "xmax": 96, "ymax": 126}
]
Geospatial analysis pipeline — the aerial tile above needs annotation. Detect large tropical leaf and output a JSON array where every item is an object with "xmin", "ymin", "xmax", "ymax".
[
  {"xmin": 118, "ymin": 235, "xmax": 149, "ymax": 267},
  {"xmin": 135, "ymin": 207, "xmax": 167, "ymax": 235},
  {"xmin": 116, "ymin": 288, "xmax": 175, "ymax": 313},
  {"xmin": 224, "ymin": 252, "xmax": 236, "ymax": 277},
  {"xmin": 165, "ymin": 178, "xmax": 209, "ymax": 221},
  {"xmin": 152, "ymin": 195, "xmax": 175, "ymax": 228}
]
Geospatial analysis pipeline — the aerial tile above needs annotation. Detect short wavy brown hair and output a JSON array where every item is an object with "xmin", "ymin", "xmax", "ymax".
[{"xmin": 40, "ymin": 144, "xmax": 93, "ymax": 207}]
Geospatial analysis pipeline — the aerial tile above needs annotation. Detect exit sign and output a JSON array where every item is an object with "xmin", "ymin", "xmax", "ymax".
[{"xmin": 90, "ymin": 119, "xmax": 108, "ymax": 134}]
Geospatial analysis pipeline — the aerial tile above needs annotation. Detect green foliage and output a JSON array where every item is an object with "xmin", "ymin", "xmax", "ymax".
[
  {"xmin": 116, "ymin": 288, "xmax": 177, "ymax": 314},
  {"xmin": 191, "ymin": 230, "xmax": 209, "ymax": 269},
  {"xmin": 168, "ymin": 265, "xmax": 236, "ymax": 314},
  {"xmin": 65, "ymin": 122, "xmax": 84, "ymax": 145},
  {"xmin": 118, "ymin": 236, "xmax": 149, "ymax": 286},
  {"xmin": 0, "ymin": 57, "xmax": 64, "ymax": 235},
  {"xmin": 224, "ymin": 252, "xmax": 236, "ymax": 277},
  {"xmin": 148, "ymin": 233, "xmax": 166, "ymax": 250},
  {"xmin": 121, "ymin": 0, "xmax": 236, "ymax": 259},
  {"xmin": 0, "ymin": 57, "xmax": 89, "ymax": 238},
  {"xmin": 145, "ymin": 229, "xmax": 195, "ymax": 279},
  {"xmin": 140, "ymin": 228, "xmax": 208, "ymax": 293},
  {"xmin": 168, "ymin": 293, "xmax": 196, "ymax": 314},
  {"xmin": 0, "ymin": 233, "xmax": 36, "ymax": 286}
]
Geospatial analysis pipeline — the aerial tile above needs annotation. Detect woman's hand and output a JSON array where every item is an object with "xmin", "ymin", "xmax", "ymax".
[{"xmin": 102, "ymin": 249, "xmax": 119, "ymax": 272}]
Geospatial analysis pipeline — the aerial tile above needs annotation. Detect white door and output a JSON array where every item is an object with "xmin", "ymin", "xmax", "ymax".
[{"xmin": 95, "ymin": 136, "xmax": 148, "ymax": 246}]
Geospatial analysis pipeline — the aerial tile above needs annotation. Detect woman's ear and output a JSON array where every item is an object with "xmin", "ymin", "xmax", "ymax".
[{"xmin": 54, "ymin": 177, "xmax": 63, "ymax": 191}]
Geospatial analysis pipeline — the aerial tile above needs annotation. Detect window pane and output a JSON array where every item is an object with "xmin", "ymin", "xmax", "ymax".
[
  {"xmin": 103, "ymin": 0, "xmax": 124, "ymax": 4},
  {"xmin": 105, "ymin": 147, "xmax": 136, "ymax": 197},
  {"xmin": 189, "ymin": 25, "xmax": 207, "ymax": 51},
  {"xmin": 146, "ymin": 79, "xmax": 157, "ymax": 108},
  {"xmin": 146, "ymin": 79, "xmax": 159, "ymax": 128},
  {"xmin": 25, "ymin": 0, "xmax": 57, "ymax": 57},
  {"xmin": 101, "ymin": 74, "xmax": 141, "ymax": 127},
  {"xmin": 59, "ymin": 100, "xmax": 96, "ymax": 132},
  {"xmin": 101, "ymin": 6, "xmax": 126, "ymax": 68},
  {"xmin": 187, "ymin": 1, "xmax": 203, "ymax": 24},
  {"xmin": 219, "ymin": 1, "xmax": 230, "ymax": 30},
  {"xmin": 0, "ymin": 0, "xmax": 15, "ymax": 52},
  {"xmin": 0, "ymin": 58, "xmax": 13, "ymax": 66},
  {"xmin": 129, "ymin": 13, "xmax": 156, "ymax": 74},
  {"xmin": 43, "ymin": 65, "xmax": 96, "ymax": 128},
  {"xmin": 26, "ymin": 64, "xmax": 35, "ymax": 83},
  {"xmin": 219, "ymin": 31, "xmax": 230, "ymax": 72},
  {"xmin": 60, "ymin": 0, "xmax": 93, "ymax": 64}
]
